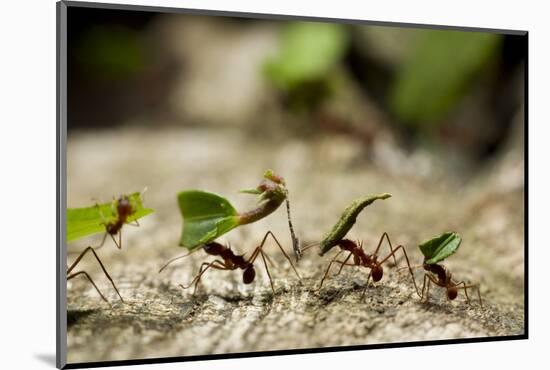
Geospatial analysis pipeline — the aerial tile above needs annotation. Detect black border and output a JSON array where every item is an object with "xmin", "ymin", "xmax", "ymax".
[{"xmin": 57, "ymin": 1, "xmax": 528, "ymax": 369}]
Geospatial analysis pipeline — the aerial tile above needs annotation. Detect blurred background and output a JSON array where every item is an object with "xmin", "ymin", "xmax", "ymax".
[
  {"xmin": 68, "ymin": 7, "xmax": 525, "ymax": 177},
  {"xmin": 66, "ymin": 6, "xmax": 525, "ymax": 363}
]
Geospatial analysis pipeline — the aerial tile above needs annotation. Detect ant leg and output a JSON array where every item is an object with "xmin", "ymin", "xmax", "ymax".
[
  {"xmin": 180, "ymin": 260, "xmax": 227, "ymax": 295},
  {"xmin": 421, "ymin": 274, "xmax": 437, "ymax": 303},
  {"xmin": 454, "ymin": 281, "xmax": 483, "ymax": 307},
  {"xmin": 90, "ymin": 231, "xmax": 109, "ymax": 251},
  {"xmin": 318, "ymin": 250, "xmax": 344, "ymax": 290},
  {"xmin": 181, "ymin": 262, "xmax": 211, "ymax": 295},
  {"xmin": 118, "ymin": 231, "xmax": 123, "ymax": 249},
  {"xmin": 422, "ymin": 274, "xmax": 433, "ymax": 302},
  {"xmin": 259, "ymin": 249, "xmax": 275, "ymax": 294},
  {"xmin": 265, "ymin": 231, "xmax": 302, "ymax": 281},
  {"xmin": 397, "ymin": 264, "xmax": 424, "ymax": 273},
  {"xmin": 107, "ymin": 232, "xmax": 122, "ymax": 249},
  {"xmin": 334, "ymin": 252, "xmax": 354, "ymax": 276},
  {"xmin": 425, "ymin": 273, "xmax": 442, "ymax": 303},
  {"xmin": 378, "ymin": 245, "xmax": 421, "ymax": 297},
  {"xmin": 421, "ymin": 274, "xmax": 428, "ymax": 301},
  {"xmin": 98, "ymin": 232, "xmax": 108, "ymax": 249},
  {"xmin": 371, "ymin": 232, "xmax": 398, "ymax": 266},
  {"xmin": 67, "ymin": 246, "xmax": 124, "ymax": 302},
  {"xmin": 263, "ymin": 252, "xmax": 277, "ymax": 269},
  {"xmin": 360, "ymin": 270, "xmax": 374, "ymax": 301},
  {"xmin": 68, "ymin": 270, "xmax": 109, "ymax": 304},
  {"xmin": 257, "ymin": 231, "xmax": 302, "ymax": 280}
]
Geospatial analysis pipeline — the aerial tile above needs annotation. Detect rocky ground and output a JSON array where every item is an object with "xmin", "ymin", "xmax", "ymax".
[{"xmin": 65, "ymin": 124, "xmax": 524, "ymax": 364}]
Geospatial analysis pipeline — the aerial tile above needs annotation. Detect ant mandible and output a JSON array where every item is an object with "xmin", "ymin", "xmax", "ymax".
[
  {"xmin": 419, "ymin": 260, "xmax": 482, "ymax": 306},
  {"xmin": 317, "ymin": 232, "xmax": 421, "ymax": 299},
  {"xmin": 159, "ymin": 231, "xmax": 301, "ymax": 295}
]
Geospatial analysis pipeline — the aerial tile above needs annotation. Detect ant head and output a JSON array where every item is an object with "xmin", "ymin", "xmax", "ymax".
[
  {"xmin": 243, "ymin": 265, "xmax": 256, "ymax": 284},
  {"xmin": 372, "ymin": 265, "xmax": 383, "ymax": 282},
  {"xmin": 447, "ymin": 286, "xmax": 458, "ymax": 300},
  {"xmin": 117, "ymin": 196, "xmax": 133, "ymax": 215},
  {"xmin": 204, "ymin": 242, "xmax": 225, "ymax": 255},
  {"xmin": 339, "ymin": 239, "xmax": 357, "ymax": 251}
]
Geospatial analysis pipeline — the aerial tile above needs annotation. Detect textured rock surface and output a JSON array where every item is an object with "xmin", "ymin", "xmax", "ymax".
[{"xmin": 66, "ymin": 125, "xmax": 524, "ymax": 364}]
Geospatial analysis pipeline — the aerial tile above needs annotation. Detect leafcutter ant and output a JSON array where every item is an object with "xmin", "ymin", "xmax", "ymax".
[
  {"xmin": 67, "ymin": 190, "xmax": 151, "ymax": 303},
  {"xmin": 313, "ymin": 232, "xmax": 420, "ymax": 299},
  {"xmin": 95, "ymin": 191, "xmax": 145, "ymax": 250},
  {"xmin": 159, "ymin": 231, "xmax": 301, "ymax": 295},
  {"xmin": 411, "ymin": 231, "xmax": 483, "ymax": 306},
  {"xmin": 417, "ymin": 260, "xmax": 483, "ymax": 306}
]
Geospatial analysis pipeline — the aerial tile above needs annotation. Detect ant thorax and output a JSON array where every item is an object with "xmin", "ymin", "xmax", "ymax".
[
  {"xmin": 423, "ymin": 261, "xmax": 448, "ymax": 285},
  {"xmin": 340, "ymin": 240, "xmax": 374, "ymax": 266},
  {"xmin": 203, "ymin": 242, "xmax": 248, "ymax": 270}
]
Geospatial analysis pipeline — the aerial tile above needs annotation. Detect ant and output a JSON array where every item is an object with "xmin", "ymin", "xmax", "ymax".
[
  {"xmin": 159, "ymin": 231, "xmax": 301, "ymax": 295},
  {"xmin": 417, "ymin": 259, "xmax": 482, "ymax": 306},
  {"xmin": 67, "ymin": 191, "xmax": 146, "ymax": 303},
  {"xmin": 67, "ymin": 246, "xmax": 124, "ymax": 304},
  {"xmin": 96, "ymin": 194, "xmax": 141, "ymax": 250},
  {"xmin": 314, "ymin": 232, "xmax": 420, "ymax": 299}
]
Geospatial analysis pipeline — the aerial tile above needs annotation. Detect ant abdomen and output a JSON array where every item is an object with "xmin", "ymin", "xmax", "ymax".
[
  {"xmin": 447, "ymin": 286, "xmax": 458, "ymax": 300},
  {"xmin": 372, "ymin": 265, "xmax": 383, "ymax": 282},
  {"xmin": 243, "ymin": 265, "xmax": 256, "ymax": 284}
]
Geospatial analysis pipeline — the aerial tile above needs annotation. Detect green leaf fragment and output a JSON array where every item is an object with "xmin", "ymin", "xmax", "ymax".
[
  {"xmin": 178, "ymin": 190, "xmax": 240, "ymax": 250},
  {"xmin": 319, "ymin": 193, "xmax": 392, "ymax": 255},
  {"xmin": 67, "ymin": 192, "xmax": 154, "ymax": 242},
  {"xmin": 419, "ymin": 231, "xmax": 462, "ymax": 264}
]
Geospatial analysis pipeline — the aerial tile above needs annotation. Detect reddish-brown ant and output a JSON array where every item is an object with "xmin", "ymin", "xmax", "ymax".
[
  {"xmin": 68, "ymin": 192, "xmax": 146, "ymax": 303},
  {"xmin": 418, "ymin": 260, "xmax": 482, "ymax": 306},
  {"xmin": 315, "ymin": 232, "xmax": 420, "ymax": 299},
  {"xmin": 67, "ymin": 246, "xmax": 124, "ymax": 303},
  {"xmin": 159, "ymin": 231, "xmax": 301, "ymax": 295},
  {"xmin": 96, "ymin": 194, "xmax": 141, "ymax": 249}
]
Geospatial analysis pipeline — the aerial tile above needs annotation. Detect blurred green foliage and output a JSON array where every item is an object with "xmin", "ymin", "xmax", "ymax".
[
  {"xmin": 265, "ymin": 21, "xmax": 349, "ymax": 111},
  {"xmin": 390, "ymin": 30, "xmax": 502, "ymax": 127},
  {"xmin": 76, "ymin": 25, "xmax": 145, "ymax": 79}
]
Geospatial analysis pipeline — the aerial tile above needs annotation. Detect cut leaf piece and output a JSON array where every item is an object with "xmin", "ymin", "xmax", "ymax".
[
  {"xmin": 178, "ymin": 190, "xmax": 240, "ymax": 250},
  {"xmin": 319, "ymin": 193, "xmax": 392, "ymax": 255},
  {"xmin": 419, "ymin": 232, "xmax": 462, "ymax": 264},
  {"xmin": 67, "ymin": 192, "xmax": 154, "ymax": 242}
]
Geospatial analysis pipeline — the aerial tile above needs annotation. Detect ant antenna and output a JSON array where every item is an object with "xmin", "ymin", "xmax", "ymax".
[
  {"xmin": 159, "ymin": 250, "xmax": 198, "ymax": 273},
  {"xmin": 140, "ymin": 187, "xmax": 148, "ymax": 201},
  {"xmin": 285, "ymin": 198, "xmax": 301, "ymax": 262},
  {"xmin": 300, "ymin": 242, "xmax": 320, "ymax": 252}
]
